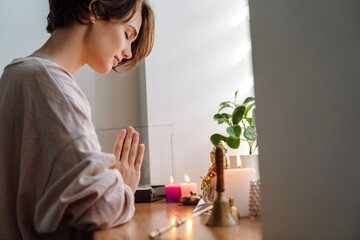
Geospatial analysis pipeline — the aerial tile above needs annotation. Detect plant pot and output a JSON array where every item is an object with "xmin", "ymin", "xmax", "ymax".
[
  {"xmin": 229, "ymin": 154, "xmax": 260, "ymax": 180},
  {"xmin": 240, "ymin": 154, "xmax": 260, "ymax": 180}
]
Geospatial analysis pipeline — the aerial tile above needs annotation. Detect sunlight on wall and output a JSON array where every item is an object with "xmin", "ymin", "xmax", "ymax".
[{"xmin": 145, "ymin": 0, "xmax": 254, "ymax": 187}]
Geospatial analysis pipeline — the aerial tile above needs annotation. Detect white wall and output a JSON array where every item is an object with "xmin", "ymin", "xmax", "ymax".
[
  {"xmin": 90, "ymin": 67, "xmax": 142, "ymax": 129},
  {"xmin": 146, "ymin": 0, "xmax": 254, "ymax": 189},
  {"xmin": 0, "ymin": 1, "xmax": 48, "ymax": 71},
  {"xmin": 250, "ymin": 0, "xmax": 360, "ymax": 239}
]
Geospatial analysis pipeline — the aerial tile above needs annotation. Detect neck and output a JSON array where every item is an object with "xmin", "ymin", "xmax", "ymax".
[{"xmin": 34, "ymin": 24, "xmax": 89, "ymax": 74}]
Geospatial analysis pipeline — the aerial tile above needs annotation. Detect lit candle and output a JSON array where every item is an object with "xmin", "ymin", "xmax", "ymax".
[
  {"xmin": 180, "ymin": 174, "xmax": 198, "ymax": 197},
  {"xmin": 224, "ymin": 155, "xmax": 255, "ymax": 217},
  {"xmin": 165, "ymin": 176, "xmax": 181, "ymax": 203}
]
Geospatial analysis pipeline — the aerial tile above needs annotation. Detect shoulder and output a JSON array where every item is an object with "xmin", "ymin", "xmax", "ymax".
[
  {"xmin": 1, "ymin": 56, "xmax": 71, "ymax": 93},
  {"xmin": 2, "ymin": 55, "xmax": 85, "ymax": 99},
  {"xmin": 4, "ymin": 55, "xmax": 72, "ymax": 83},
  {"xmin": 2, "ymin": 55, "xmax": 91, "ymax": 113},
  {"xmin": 2, "ymin": 57, "xmax": 44, "ymax": 82},
  {"xmin": 2, "ymin": 54, "xmax": 91, "ymax": 110}
]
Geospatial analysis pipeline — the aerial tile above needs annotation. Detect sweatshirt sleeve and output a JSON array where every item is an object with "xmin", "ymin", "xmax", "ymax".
[{"xmin": 34, "ymin": 134, "xmax": 135, "ymax": 233}]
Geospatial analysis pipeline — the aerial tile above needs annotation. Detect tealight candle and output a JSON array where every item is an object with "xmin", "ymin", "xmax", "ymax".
[
  {"xmin": 180, "ymin": 174, "xmax": 197, "ymax": 197},
  {"xmin": 165, "ymin": 176, "xmax": 181, "ymax": 202},
  {"xmin": 224, "ymin": 155, "xmax": 256, "ymax": 217}
]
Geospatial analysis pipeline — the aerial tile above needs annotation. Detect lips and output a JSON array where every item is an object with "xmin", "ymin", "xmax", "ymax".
[{"xmin": 114, "ymin": 55, "xmax": 121, "ymax": 64}]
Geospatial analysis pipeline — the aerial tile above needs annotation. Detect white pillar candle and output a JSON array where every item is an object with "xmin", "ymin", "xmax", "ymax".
[{"xmin": 224, "ymin": 168, "xmax": 256, "ymax": 217}]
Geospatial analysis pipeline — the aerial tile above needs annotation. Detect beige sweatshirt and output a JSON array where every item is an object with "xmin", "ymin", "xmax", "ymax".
[{"xmin": 0, "ymin": 55, "xmax": 135, "ymax": 240}]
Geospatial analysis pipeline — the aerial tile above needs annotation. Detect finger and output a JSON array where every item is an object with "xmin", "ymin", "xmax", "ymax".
[
  {"xmin": 128, "ymin": 131, "xmax": 139, "ymax": 166},
  {"xmin": 113, "ymin": 129, "xmax": 126, "ymax": 160},
  {"xmin": 120, "ymin": 126, "xmax": 134, "ymax": 163},
  {"xmin": 135, "ymin": 144, "xmax": 145, "ymax": 172}
]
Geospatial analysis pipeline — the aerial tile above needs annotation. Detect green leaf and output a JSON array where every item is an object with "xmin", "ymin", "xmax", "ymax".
[
  {"xmin": 244, "ymin": 103, "xmax": 255, "ymax": 118},
  {"xmin": 243, "ymin": 97, "xmax": 255, "ymax": 105},
  {"xmin": 226, "ymin": 125, "xmax": 241, "ymax": 138},
  {"xmin": 225, "ymin": 136, "xmax": 240, "ymax": 149},
  {"xmin": 246, "ymin": 118, "xmax": 253, "ymax": 126},
  {"xmin": 213, "ymin": 114, "xmax": 227, "ymax": 124},
  {"xmin": 219, "ymin": 101, "xmax": 231, "ymax": 106},
  {"xmin": 214, "ymin": 114, "xmax": 222, "ymax": 120},
  {"xmin": 235, "ymin": 90, "xmax": 239, "ymax": 99},
  {"xmin": 232, "ymin": 106, "xmax": 246, "ymax": 125},
  {"xmin": 210, "ymin": 134, "xmax": 226, "ymax": 146},
  {"xmin": 221, "ymin": 113, "xmax": 231, "ymax": 119},
  {"xmin": 218, "ymin": 103, "xmax": 232, "ymax": 112},
  {"xmin": 244, "ymin": 126, "xmax": 257, "ymax": 140}
]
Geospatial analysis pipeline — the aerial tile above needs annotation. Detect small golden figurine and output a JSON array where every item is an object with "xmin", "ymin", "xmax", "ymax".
[
  {"xmin": 200, "ymin": 141, "xmax": 230, "ymax": 194},
  {"xmin": 229, "ymin": 197, "xmax": 240, "ymax": 220}
]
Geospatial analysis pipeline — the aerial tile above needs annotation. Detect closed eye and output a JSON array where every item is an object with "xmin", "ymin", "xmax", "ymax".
[{"xmin": 126, "ymin": 26, "xmax": 138, "ymax": 43}]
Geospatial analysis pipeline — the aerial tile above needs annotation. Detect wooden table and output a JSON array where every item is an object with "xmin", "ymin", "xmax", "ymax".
[{"xmin": 94, "ymin": 199, "xmax": 262, "ymax": 240}]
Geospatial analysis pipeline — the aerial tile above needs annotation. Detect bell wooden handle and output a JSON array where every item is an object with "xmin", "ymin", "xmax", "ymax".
[{"xmin": 215, "ymin": 146, "xmax": 224, "ymax": 193}]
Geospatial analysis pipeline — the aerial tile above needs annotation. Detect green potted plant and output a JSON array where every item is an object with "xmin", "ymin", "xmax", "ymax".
[
  {"xmin": 210, "ymin": 91, "xmax": 259, "ymax": 179},
  {"xmin": 210, "ymin": 91, "xmax": 257, "ymax": 154}
]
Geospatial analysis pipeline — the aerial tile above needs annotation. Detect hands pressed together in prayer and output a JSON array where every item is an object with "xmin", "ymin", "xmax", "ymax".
[{"xmin": 111, "ymin": 126, "xmax": 145, "ymax": 194}]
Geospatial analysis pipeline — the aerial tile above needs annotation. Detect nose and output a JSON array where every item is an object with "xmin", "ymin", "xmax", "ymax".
[{"xmin": 122, "ymin": 45, "xmax": 132, "ymax": 59}]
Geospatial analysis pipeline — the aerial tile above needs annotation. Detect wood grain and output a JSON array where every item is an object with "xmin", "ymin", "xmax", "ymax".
[{"xmin": 93, "ymin": 200, "xmax": 262, "ymax": 240}]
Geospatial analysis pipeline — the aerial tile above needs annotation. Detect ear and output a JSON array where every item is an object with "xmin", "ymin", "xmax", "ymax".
[{"xmin": 88, "ymin": 0, "xmax": 97, "ymax": 23}]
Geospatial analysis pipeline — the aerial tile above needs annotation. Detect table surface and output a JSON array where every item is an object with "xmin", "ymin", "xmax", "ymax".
[{"xmin": 94, "ymin": 199, "xmax": 262, "ymax": 240}]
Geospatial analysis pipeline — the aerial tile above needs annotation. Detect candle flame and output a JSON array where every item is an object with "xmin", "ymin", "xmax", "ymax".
[
  {"xmin": 184, "ymin": 174, "xmax": 190, "ymax": 183},
  {"xmin": 170, "ymin": 176, "xmax": 174, "ymax": 184},
  {"xmin": 237, "ymin": 154, "xmax": 242, "ymax": 168}
]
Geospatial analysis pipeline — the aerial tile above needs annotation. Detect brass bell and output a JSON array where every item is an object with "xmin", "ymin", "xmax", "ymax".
[{"xmin": 206, "ymin": 146, "xmax": 238, "ymax": 227}]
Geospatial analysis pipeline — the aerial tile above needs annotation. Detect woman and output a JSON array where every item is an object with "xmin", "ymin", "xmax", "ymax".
[{"xmin": 0, "ymin": 0, "xmax": 154, "ymax": 239}]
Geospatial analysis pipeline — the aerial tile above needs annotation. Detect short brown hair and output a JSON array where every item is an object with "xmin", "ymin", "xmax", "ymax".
[{"xmin": 46, "ymin": 0, "xmax": 154, "ymax": 69}]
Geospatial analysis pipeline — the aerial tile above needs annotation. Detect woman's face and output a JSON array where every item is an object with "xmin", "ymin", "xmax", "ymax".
[{"xmin": 84, "ymin": 10, "xmax": 142, "ymax": 73}]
